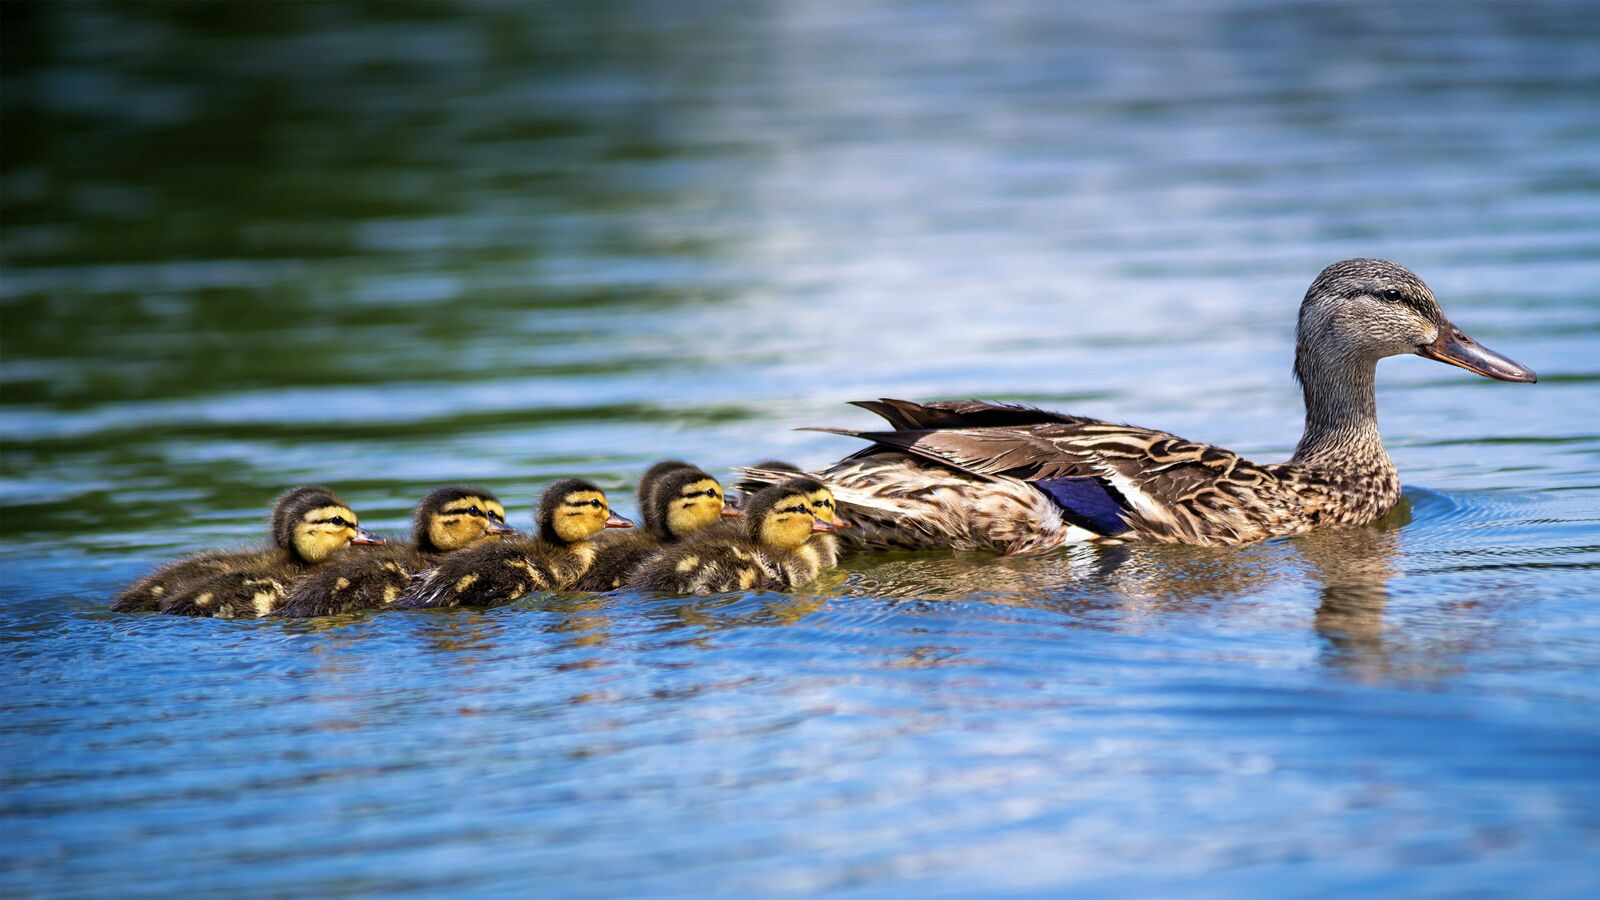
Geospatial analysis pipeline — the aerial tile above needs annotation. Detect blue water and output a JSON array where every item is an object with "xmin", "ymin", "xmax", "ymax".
[{"xmin": 3, "ymin": 1, "xmax": 1599, "ymax": 895}]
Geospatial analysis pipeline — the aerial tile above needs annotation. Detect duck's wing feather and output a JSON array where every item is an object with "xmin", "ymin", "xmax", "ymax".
[
  {"xmin": 850, "ymin": 398, "xmax": 1091, "ymax": 431},
  {"xmin": 813, "ymin": 421, "xmax": 1286, "ymax": 544}
]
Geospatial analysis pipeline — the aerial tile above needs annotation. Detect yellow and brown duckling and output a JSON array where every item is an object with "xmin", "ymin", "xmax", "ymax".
[
  {"xmin": 154, "ymin": 486, "xmax": 385, "ymax": 618},
  {"xmin": 274, "ymin": 486, "xmax": 515, "ymax": 617},
  {"xmin": 732, "ymin": 460, "xmax": 849, "ymax": 569},
  {"xmin": 112, "ymin": 486, "xmax": 378, "ymax": 613},
  {"xmin": 394, "ymin": 479, "xmax": 631, "ymax": 609},
  {"xmin": 572, "ymin": 464, "xmax": 736, "ymax": 591},
  {"xmin": 627, "ymin": 477, "xmax": 835, "ymax": 596}
]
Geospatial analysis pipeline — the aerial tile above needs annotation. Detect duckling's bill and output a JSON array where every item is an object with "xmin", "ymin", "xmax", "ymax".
[{"xmin": 351, "ymin": 527, "xmax": 386, "ymax": 545}]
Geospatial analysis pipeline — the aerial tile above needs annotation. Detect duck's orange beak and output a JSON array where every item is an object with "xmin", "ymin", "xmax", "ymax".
[
  {"xmin": 350, "ymin": 526, "xmax": 386, "ymax": 546},
  {"xmin": 811, "ymin": 517, "xmax": 835, "ymax": 534},
  {"xmin": 605, "ymin": 513, "xmax": 634, "ymax": 529},
  {"xmin": 721, "ymin": 505, "xmax": 744, "ymax": 518},
  {"xmin": 1418, "ymin": 322, "xmax": 1536, "ymax": 383},
  {"xmin": 485, "ymin": 519, "xmax": 516, "ymax": 536}
]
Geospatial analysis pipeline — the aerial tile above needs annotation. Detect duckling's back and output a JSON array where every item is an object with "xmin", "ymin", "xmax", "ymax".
[
  {"xmin": 112, "ymin": 548, "xmax": 251, "ymax": 612},
  {"xmin": 393, "ymin": 536, "xmax": 591, "ymax": 609},
  {"xmin": 628, "ymin": 537, "xmax": 773, "ymax": 595},
  {"xmin": 275, "ymin": 544, "xmax": 431, "ymax": 617},
  {"xmin": 158, "ymin": 549, "xmax": 303, "ymax": 618},
  {"xmin": 572, "ymin": 529, "xmax": 664, "ymax": 591}
]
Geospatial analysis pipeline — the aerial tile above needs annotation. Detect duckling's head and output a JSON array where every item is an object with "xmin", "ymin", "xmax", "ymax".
[
  {"xmin": 651, "ymin": 468, "xmax": 729, "ymax": 540},
  {"xmin": 415, "ymin": 486, "xmax": 514, "ymax": 553},
  {"xmin": 636, "ymin": 460, "xmax": 700, "ymax": 532},
  {"xmin": 730, "ymin": 459, "xmax": 801, "ymax": 511},
  {"xmin": 733, "ymin": 461, "xmax": 848, "ymax": 529},
  {"xmin": 805, "ymin": 484, "xmax": 849, "ymax": 530},
  {"xmin": 271, "ymin": 485, "xmax": 385, "ymax": 564},
  {"xmin": 1296, "ymin": 259, "xmax": 1535, "ymax": 384},
  {"xmin": 743, "ymin": 478, "xmax": 834, "ymax": 551},
  {"xmin": 537, "ymin": 479, "xmax": 632, "ymax": 545}
]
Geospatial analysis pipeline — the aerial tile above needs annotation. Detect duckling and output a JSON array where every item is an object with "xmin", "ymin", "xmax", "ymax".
[
  {"xmin": 393, "ymin": 479, "xmax": 631, "ymax": 609},
  {"xmin": 158, "ymin": 487, "xmax": 385, "ymax": 618},
  {"xmin": 627, "ymin": 477, "xmax": 835, "ymax": 595},
  {"xmin": 274, "ymin": 486, "xmax": 515, "ymax": 617},
  {"xmin": 636, "ymin": 460, "xmax": 700, "ymax": 525},
  {"xmin": 732, "ymin": 460, "xmax": 850, "ymax": 569},
  {"xmin": 112, "ymin": 486, "xmax": 369, "ymax": 613},
  {"xmin": 572, "ymin": 465, "xmax": 735, "ymax": 591}
]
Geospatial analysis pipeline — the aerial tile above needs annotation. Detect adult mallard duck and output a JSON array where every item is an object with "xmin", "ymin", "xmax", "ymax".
[{"xmin": 741, "ymin": 259, "xmax": 1535, "ymax": 553}]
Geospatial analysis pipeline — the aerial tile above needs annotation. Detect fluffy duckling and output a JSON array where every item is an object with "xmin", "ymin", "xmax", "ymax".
[
  {"xmin": 394, "ymin": 479, "xmax": 631, "ymax": 609},
  {"xmin": 636, "ymin": 460, "xmax": 700, "ymax": 523},
  {"xmin": 627, "ymin": 477, "xmax": 835, "ymax": 595},
  {"xmin": 158, "ymin": 487, "xmax": 385, "ymax": 618},
  {"xmin": 112, "ymin": 486, "xmax": 375, "ymax": 613},
  {"xmin": 274, "ymin": 486, "xmax": 515, "ymax": 617},
  {"xmin": 733, "ymin": 460, "xmax": 850, "ymax": 569},
  {"xmin": 572, "ymin": 465, "xmax": 735, "ymax": 591}
]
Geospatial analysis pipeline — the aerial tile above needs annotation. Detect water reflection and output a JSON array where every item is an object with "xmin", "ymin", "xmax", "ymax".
[{"xmin": 1303, "ymin": 509, "xmax": 1407, "ymax": 681}]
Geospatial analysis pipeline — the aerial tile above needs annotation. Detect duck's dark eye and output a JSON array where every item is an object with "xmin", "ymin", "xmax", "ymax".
[
  {"xmin": 487, "ymin": 510, "xmax": 504, "ymax": 522},
  {"xmin": 1379, "ymin": 289, "xmax": 1405, "ymax": 302},
  {"xmin": 328, "ymin": 516, "xmax": 350, "ymax": 527},
  {"xmin": 467, "ymin": 506, "xmax": 482, "ymax": 517}
]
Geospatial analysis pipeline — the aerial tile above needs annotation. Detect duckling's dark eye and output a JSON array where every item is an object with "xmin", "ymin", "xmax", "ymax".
[
  {"xmin": 487, "ymin": 510, "xmax": 505, "ymax": 522},
  {"xmin": 328, "ymin": 516, "xmax": 350, "ymax": 527},
  {"xmin": 589, "ymin": 499, "xmax": 603, "ymax": 508},
  {"xmin": 1379, "ymin": 289, "xmax": 1405, "ymax": 302},
  {"xmin": 467, "ymin": 506, "xmax": 483, "ymax": 517}
]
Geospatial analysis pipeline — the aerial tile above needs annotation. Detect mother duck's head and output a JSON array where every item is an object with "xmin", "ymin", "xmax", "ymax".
[{"xmin": 1296, "ymin": 258, "xmax": 1536, "ymax": 384}]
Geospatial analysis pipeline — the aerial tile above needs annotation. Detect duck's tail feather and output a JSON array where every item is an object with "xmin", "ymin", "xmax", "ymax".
[{"xmin": 848, "ymin": 398, "xmax": 1087, "ymax": 430}]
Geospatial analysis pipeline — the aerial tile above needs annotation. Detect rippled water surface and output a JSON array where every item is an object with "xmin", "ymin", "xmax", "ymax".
[{"xmin": 4, "ymin": 1, "xmax": 1599, "ymax": 895}]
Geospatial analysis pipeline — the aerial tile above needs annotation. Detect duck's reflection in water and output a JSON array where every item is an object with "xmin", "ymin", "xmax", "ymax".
[
  {"xmin": 838, "ymin": 499, "xmax": 1419, "ymax": 677},
  {"xmin": 1300, "ymin": 508, "xmax": 1407, "ymax": 681}
]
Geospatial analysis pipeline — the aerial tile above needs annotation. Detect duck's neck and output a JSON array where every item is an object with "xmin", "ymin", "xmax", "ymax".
[{"xmin": 1290, "ymin": 355, "xmax": 1394, "ymax": 476}]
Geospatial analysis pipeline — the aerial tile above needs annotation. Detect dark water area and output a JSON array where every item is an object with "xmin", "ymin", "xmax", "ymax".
[{"xmin": 3, "ymin": 1, "xmax": 1598, "ymax": 895}]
